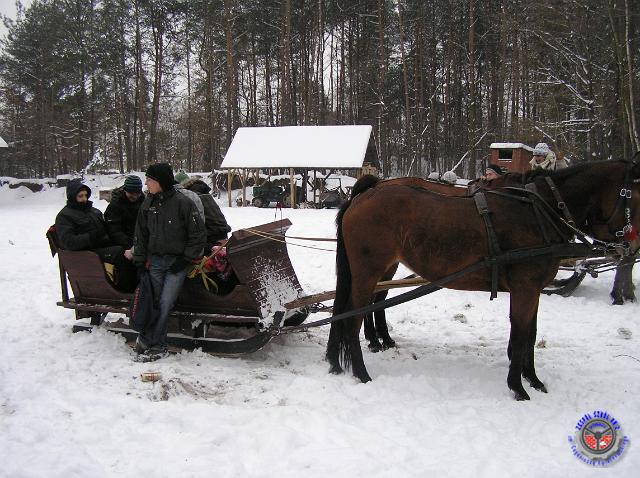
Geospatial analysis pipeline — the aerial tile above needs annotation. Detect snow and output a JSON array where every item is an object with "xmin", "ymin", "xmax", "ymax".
[
  {"xmin": 1, "ymin": 182, "xmax": 639, "ymax": 477},
  {"xmin": 490, "ymin": 142, "xmax": 535, "ymax": 152},
  {"xmin": 221, "ymin": 126, "xmax": 372, "ymax": 168}
]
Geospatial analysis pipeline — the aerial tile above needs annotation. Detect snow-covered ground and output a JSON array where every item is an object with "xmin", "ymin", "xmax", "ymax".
[{"xmin": 0, "ymin": 181, "xmax": 638, "ymax": 477}]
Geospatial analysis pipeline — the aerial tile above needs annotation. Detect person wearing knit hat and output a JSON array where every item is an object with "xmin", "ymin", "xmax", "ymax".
[
  {"xmin": 174, "ymin": 170, "xmax": 190, "ymax": 184},
  {"xmin": 105, "ymin": 175, "xmax": 145, "ymax": 253},
  {"xmin": 484, "ymin": 164, "xmax": 504, "ymax": 180},
  {"xmin": 530, "ymin": 142, "xmax": 568, "ymax": 171},
  {"xmin": 123, "ymin": 174, "xmax": 143, "ymax": 193},
  {"xmin": 145, "ymin": 162, "xmax": 176, "ymax": 193},
  {"xmin": 133, "ymin": 163, "xmax": 206, "ymax": 362}
]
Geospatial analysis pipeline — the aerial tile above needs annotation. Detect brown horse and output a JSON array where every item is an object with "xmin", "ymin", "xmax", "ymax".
[{"xmin": 326, "ymin": 160, "xmax": 640, "ymax": 400}]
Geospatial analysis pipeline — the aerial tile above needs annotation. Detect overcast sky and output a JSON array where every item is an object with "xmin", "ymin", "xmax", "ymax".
[{"xmin": 0, "ymin": 0, "xmax": 32, "ymax": 37}]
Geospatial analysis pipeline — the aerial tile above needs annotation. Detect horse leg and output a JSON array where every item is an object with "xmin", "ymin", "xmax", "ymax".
[
  {"xmin": 348, "ymin": 275, "xmax": 386, "ymax": 382},
  {"xmin": 350, "ymin": 315, "xmax": 372, "ymax": 382},
  {"xmin": 374, "ymin": 298, "xmax": 396, "ymax": 350},
  {"xmin": 363, "ymin": 312, "xmax": 382, "ymax": 352},
  {"xmin": 372, "ymin": 265, "xmax": 398, "ymax": 351},
  {"xmin": 507, "ymin": 291, "xmax": 541, "ymax": 401},
  {"xmin": 611, "ymin": 256, "xmax": 636, "ymax": 304},
  {"xmin": 522, "ymin": 302, "xmax": 547, "ymax": 393},
  {"xmin": 507, "ymin": 304, "xmax": 513, "ymax": 360},
  {"xmin": 327, "ymin": 320, "xmax": 345, "ymax": 375},
  {"xmin": 364, "ymin": 265, "xmax": 398, "ymax": 352}
]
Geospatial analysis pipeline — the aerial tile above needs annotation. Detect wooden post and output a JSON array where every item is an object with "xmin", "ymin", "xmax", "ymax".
[
  {"xmin": 242, "ymin": 169, "xmax": 248, "ymax": 206},
  {"xmin": 289, "ymin": 167, "xmax": 296, "ymax": 208},
  {"xmin": 227, "ymin": 170, "xmax": 232, "ymax": 206},
  {"xmin": 313, "ymin": 169, "xmax": 317, "ymax": 204}
]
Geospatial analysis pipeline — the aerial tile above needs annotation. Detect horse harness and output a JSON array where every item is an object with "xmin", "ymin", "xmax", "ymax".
[{"xmin": 471, "ymin": 165, "xmax": 638, "ymax": 300}]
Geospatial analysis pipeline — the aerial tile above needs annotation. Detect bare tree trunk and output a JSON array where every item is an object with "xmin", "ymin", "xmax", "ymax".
[
  {"xmin": 146, "ymin": 16, "xmax": 164, "ymax": 165},
  {"xmin": 397, "ymin": 3, "xmax": 411, "ymax": 175},
  {"xmin": 624, "ymin": 0, "xmax": 639, "ymax": 151},
  {"xmin": 224, "ymin": 0, "xmax": 236, "ymax": 157},
  {"xmin": 186, "ymin": 28, "xmax": 193, "ymax": 171}
]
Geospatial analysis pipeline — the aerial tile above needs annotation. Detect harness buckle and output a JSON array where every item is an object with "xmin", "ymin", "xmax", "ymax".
[
  {"xmin": 620, "ymin": 188, "xmax": 632, "ymax": 198},
  {"xmin": 557, "ymin": 201, "xmax": 566, "ymax": 210}
]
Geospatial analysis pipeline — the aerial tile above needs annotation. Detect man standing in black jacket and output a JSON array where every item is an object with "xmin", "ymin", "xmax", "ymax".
[{"xmin": 132, "ymin": 163, "xmax": 206, "ymax": 361}]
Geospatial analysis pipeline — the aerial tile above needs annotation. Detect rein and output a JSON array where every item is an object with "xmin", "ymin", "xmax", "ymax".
[
  {"xmin": 242, "ymin": 227, "xmax": 336, "ymax": 252},
  {"xmin": 276, "ymin": 242, "xmax": 597, "ymax": 335}
]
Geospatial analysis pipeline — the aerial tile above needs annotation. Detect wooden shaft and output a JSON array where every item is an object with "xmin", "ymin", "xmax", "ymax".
[{"xmin": 284, "ymin": 276, "xmax": 428, "ymax": 310}]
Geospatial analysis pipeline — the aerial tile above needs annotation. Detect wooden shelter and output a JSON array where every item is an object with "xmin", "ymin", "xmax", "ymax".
[
  {"xmin": 220, "ymin": 125, "xmax": 373, "ymax": 207},
  {"xmin": 489, "ymin": 143, "xmax": 534, "ymax": 173}
]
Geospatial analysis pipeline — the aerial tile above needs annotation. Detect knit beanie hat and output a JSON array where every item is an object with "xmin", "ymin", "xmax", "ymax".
[
  {"xmin": 485, "ymin": 164, "xmax": 504, "ymax": 176},
  {"xmin": 145, "ymin": 163, "xmax": 175, "ymax": 192},
  {"xmin": 123, "ymin": 174, "xmax": 143, "ymax": 192},
  {"xmin": 533, "ymin": 143, "xmax": 551, "ymax": 156},
  {"xmin": 174, "ymin": 170, "xmax": 190, "ymax": 184}
]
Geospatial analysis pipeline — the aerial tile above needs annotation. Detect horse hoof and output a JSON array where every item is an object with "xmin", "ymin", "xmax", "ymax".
[
  {"xmin": 525, "ymin": 377, "xmax": 548, "ymax": 393},
  {"xmin": 368, "ymin": 342, "xmax": 382, "ymax": 353},
  {"xmin": 382, "ymin": 340, "xmax": 396, "ymax": 350},
  {"xmin": 512, "ymin": 388, "xmax": 531, "ymax": 401},
  {"xmin": 355, "ymin": 370, "xmax": 372, "ymax": 383},
  {"xmin": 328, "ymin": 364, "xmax": 343, "ymax": 375}
]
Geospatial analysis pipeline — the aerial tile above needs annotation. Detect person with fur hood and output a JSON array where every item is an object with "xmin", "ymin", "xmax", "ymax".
[
  {"xmin": 55, "ymin": 179, "xmax": 137, "ymax": 291},
  {"xmin": 529, "ymin": 142, "xmax": 568, "ymax": 170}
]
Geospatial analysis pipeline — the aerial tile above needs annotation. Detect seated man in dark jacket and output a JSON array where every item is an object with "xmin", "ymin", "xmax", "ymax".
[
  {"xmin": 182, "ymin": 176, "xmax": 232, "ymax": 252},
  {"xmin": 55, "ymin": 179, "xmax": 137, "ymax": 291},
  {"xmin": 105, "ymin": 175, "xmax": 145, "ymax": 249}
]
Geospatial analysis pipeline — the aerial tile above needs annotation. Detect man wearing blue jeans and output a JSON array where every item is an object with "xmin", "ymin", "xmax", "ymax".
[{"xmin": 132, "ymin": 163, "xmax": 206, "ymax": 361}]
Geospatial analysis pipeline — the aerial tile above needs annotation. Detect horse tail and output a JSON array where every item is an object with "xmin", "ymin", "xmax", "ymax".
[{"xmin": 327, "ymin": 175, "xmax": 380, "ymax": 372}]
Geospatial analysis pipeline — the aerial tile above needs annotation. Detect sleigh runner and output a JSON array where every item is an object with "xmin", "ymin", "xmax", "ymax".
[{"xmin": 48, "ymin": 219, "xmax": 309, "ymax": 354}]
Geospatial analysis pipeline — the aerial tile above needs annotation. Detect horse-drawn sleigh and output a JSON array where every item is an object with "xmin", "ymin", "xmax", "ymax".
[
  {"xmin": 47, "ymin": 219, "xmax": 310, "ymax": 355},
  {"xmin": 49, "ymin": 158, "xmax": 640, "ymax": 401}
]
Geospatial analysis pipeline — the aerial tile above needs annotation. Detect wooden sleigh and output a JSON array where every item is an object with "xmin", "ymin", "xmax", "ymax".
[{"xmin": 47, "ymin": 219, "xmax": 309, "ymax": 355}]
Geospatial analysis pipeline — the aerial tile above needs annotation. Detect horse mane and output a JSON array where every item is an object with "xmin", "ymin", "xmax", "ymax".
[
  {"xmin": 335, "ymin": 175, "xmax": 380, "ymax": 228},
  {"xmin": 505, "ymin": 160, "xmax": 627, "ymax": 186}
]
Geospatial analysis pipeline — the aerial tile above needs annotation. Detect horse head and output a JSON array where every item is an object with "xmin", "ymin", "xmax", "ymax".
[{"xmin": 585, "ymin": 158, "xmax": 640, "ymax": 255}]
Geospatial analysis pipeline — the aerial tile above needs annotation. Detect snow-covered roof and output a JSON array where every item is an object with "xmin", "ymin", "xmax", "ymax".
[
  {"xmin": 490, "ymin": 142, "xmax": 534, "ymax": 151},
  {"xmin": 0, "ymin": 136, "xmax": 8, "ymax": 148},
  {"xmin": 221, "ymin": 125, "xmax": 372, "ymax": 169}
]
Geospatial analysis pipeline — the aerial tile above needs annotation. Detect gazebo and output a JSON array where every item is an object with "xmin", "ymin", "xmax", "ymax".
[{"xmin": 220, "ymin": 125, "xmax": 373, "ymax": 207}]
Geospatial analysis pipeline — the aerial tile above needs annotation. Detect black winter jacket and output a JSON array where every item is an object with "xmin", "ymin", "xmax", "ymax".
[
  {"xmin": 183, "ymin": 178, "xmax": 231, "ymax": 247},
  {"xmin": 55, "ymin": 181, "xmax": 111, "ymax": 251},
  {"xmin": 133, "ymin": 189, "xmax": 206, "ymax": 264},
  {"xmin": 104, "ymin": 187, "xmax": 145, "ymax": 248},
  {"xmin": 200, "ymin": 194, "xmax": 232, "ymax": 245}
]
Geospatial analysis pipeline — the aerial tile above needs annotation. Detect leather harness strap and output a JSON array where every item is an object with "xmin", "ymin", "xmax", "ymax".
[
  {"xmin": 473, "ymin": 192, "xmax": 502, "ymax": 300},
  {"xmin": 544, "ymin": 176, "xmax": 576, "ymax": 226}
]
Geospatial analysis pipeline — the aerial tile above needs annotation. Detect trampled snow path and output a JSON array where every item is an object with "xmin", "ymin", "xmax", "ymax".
[{"xmin": 0, "ymin": 184, "xmax": 638, "ymax": 477}]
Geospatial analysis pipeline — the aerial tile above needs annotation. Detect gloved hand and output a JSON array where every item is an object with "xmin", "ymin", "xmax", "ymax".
[{"xmin": 169, "ymin": 257, "xmax": 190, "ymax": 274}]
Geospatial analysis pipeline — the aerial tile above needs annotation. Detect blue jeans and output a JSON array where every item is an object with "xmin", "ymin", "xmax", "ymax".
[{"xmin": 139, "ymin": 255, "xmax": 188, "ymax": 349}]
